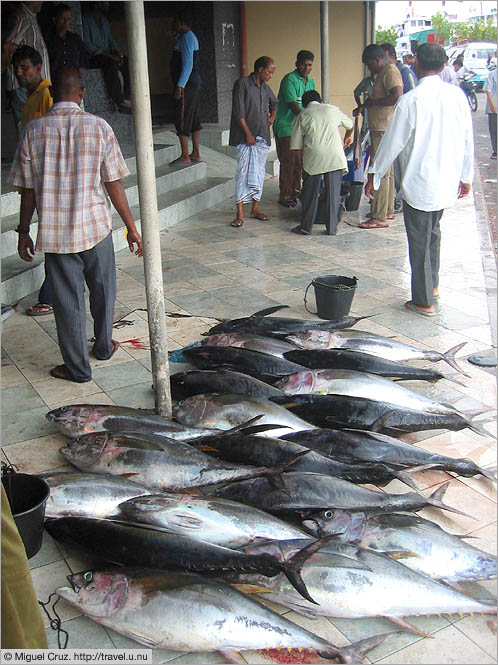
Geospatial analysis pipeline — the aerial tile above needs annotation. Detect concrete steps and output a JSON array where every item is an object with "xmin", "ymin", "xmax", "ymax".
[{"xmin": 1, "ymin": 141, "xmax": 235, "ymax": 305}]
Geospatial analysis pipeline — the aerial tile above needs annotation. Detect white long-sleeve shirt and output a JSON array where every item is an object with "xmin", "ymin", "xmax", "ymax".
[{"xmin": 369, "ymin": 75, "xmax": 474, "ymax": 212}]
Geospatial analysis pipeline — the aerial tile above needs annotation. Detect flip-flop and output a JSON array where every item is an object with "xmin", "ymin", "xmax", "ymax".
[
  {"xmin": 50, "ymin": 364, "xmax": 91, "ymax": 383},
  {"xmin": 278, "ymin": 199, "xmax": 297, "ymax": 208},
  {"xmin": 92, "ymin": 339, "xmax": 120, "ymax": 361},
  {"xmin": 231, "ymin": 218, "xmax": 244, "ymax": 227},
  {"xmin": 404, "ymin": 301, "xmax": 435, "ymax": 317},
  {"xmin": 27, "ymin": 303, "xmax": 53, "ymax": 316},
  {"xmin": 169, "ymin": 158, "xmax": 191, "ymax": 167},
  {"xmin": 358, "ymin": 220, "xmax": 389, "ymax": 229},
  {"xmin": 291, "ymin": 226, "xmax": 310, "ymax": 235},
  {"xmin": 250, "ymin": 212, "xmax": 270, "ymax": 221}
]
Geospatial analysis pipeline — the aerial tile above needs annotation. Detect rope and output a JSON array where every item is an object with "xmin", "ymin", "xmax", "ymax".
[{"xmin": 38, "ymin": 593, "xmax": 69, "ymax": 649}]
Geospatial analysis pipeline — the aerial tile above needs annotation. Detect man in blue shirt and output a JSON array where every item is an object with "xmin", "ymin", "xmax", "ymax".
[
  {"xmin": 82, "ymin": 1, "xmax": 131, "ymax": 113},
  {"xmin": 169, "ymin": 12, "xmax": 202, "ymax": 166}
]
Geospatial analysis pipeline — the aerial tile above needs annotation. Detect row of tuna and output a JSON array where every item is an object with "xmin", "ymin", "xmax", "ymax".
[{"xmin": 43, "ymin": 306, "xmax": 496, "ymax": 662}]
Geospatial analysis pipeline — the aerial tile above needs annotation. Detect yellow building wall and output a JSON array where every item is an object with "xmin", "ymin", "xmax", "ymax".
[{"xmin": 245, "ymin": 1, "xmax": 366, "ymax": 117}]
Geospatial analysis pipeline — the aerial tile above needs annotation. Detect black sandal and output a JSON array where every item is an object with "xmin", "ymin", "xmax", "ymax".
[{"xmin": 50, "ymin": 365, "xmax": 91, "ymax": 383}]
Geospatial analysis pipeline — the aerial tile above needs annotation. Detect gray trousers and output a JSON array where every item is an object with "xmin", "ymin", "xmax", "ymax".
[
  {"xmin": 45, "ymin": 233, "xmax": 116, "ymax": 381},
  {"xmin": 403, "ymin": 201, "xmax": 443, "ymax": 307},
  {"xmin": 301, "ymin": 169, "xmax": 342, "ymax": 235}
]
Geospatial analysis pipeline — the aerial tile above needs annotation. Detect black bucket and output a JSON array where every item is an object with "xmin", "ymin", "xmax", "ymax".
[
  {"xmin": 2, "ymin": 472, "xmax": 50, "ymax": 559},
  {"xmin": 304, "ymin": 275, "xmax": 357, "ymax": 320}
]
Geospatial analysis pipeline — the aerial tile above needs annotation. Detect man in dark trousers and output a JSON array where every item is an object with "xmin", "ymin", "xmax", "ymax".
[
  {"xmin": 366, "ymin": 44, "xmax": 473, "ymax": 317},
  {"xmin": 290, "ymin": 90, "xmax": 353, "ymax": 236},
  {"xmin": 169, "ymin": 11, "xmax": 202, "ymax": 166},
  {"xmin": 9, "ymin": 67, "xmax": 142, "ymax": 383}
]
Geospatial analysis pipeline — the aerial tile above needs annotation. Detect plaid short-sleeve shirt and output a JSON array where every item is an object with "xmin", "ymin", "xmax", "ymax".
[{"xmin": 9, "ymin": 102, "xmax": 130, "ymax": 254}]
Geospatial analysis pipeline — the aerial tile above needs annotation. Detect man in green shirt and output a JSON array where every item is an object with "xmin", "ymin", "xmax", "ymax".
[{"xmin": 273, "ymin": 50, "xmax": 315, "ymax": 207}]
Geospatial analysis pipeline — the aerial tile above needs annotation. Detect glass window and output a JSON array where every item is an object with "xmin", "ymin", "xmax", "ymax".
[
  {"xmin": 418, "ymin": 20, "xmax": 424, "ymax": 26},
  {"xmin": 411, "ymin": 20, "xmax": 416, "ymax": 26}
]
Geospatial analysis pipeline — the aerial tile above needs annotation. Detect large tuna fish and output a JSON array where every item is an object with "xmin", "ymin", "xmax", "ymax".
[
  {"xmin": 286, "ymin": 330, "xmax": 467, "ymax": 375},
  {"xmin": 183, "ymin": 345, "xmax": 307, "ymax": 377},
  {"xmin": 171, "ymin": 369, "xmax": 283, "ymax": 400},
  {"xmin": 303, "ymin": 510, "xmax": 498, "ymax": 585},
  {"xmin": 40, "ymin": 472, "xmax": 155, "ymax": 519},
  {"xmin": 282, "ymin": 428, "xmax": 497, "ymax": 482},
  {"xmin": 231, "ymin": 540, "xmax": 497, "ymax": 633},
  {"xmin": 60, "ymin": 432, "xmax": 291, "ymax": 491},
  {"xmin": 57, "ymin": 568, "xmax": 393, "ymax": 662},
  {"xmin": 119, "ymin": 494, "xmax": 313, "ymax": 548},
  {"xmin": 173, "ymin": 393, "xmax": 316, "ymax": 437},
  {"xmin": 45, "ymin": 517, "xmax": 316, "ymax": 603},
  {"xmin": 204, "ymin": 304, "xmax": 371, "ymax": 337},
  {"xmin": 46, "ymin": 404, "xmax": 215, "ymax": 440},
  {"xmin": 212, "ymin": 472, "xmax": 469, "ymax": 518}
]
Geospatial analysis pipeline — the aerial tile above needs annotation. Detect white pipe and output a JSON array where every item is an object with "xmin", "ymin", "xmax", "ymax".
[
  {"xmin": 124, "ymin": 1, "xmax": 172, "ymax": 417},
  {"xmin": 320, "ymin": 1, "xmax": 330, "ymax": 102}
]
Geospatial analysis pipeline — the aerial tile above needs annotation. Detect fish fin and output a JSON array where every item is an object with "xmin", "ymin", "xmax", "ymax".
[
  {"xmin": 393, "ymin": 469, "xmax": 421, "ymax": 490},
  {"xmin": 238, "ymin": 423, "xmax": 288, "ymax": 435},
  {"xmin": 177, "ymin": 488, "xmax": 204, "ymax": 496},
  {"xmin": 427, "ymin": 482, "xmax": 475, "ymax": 519},
  {"xmin": 120, "ymin": 473, "xmax": 139, "ymax": 478},
  {"xmin": 383, "ymin": 549, "xmax": 421, "ymax": 561},
  {"xmin": 442, "ymin": 342, "xmax": 469, "ymax": 376},
  {"xmin": 194, "ymin": 444, "xmax": 221, "ymax": 453},
  {"xmin": 223, "ymin": 415, "xmax": 263, "ymax": 434},
  {"xmin": 250, "ymin": 305, "xmax": 289, "ymax": 318},
  {"xmin": 468, "ymin": 421, "xmax": 496, "ymax": 439},
  {"xmin": 439, "ymin": 580, "xmax": 479, "ymax": 597},
  {"xmin": 478, "ymin": 466, "xmax": 498, "ymax": 483},
  {"xmin": 280, "ymin": 538, "xmax": 330, "ymax": 605},
  {"xmin": 443, "ymin": 374, "xmax": 467, "ymax": 387},
  {"xmin": 124, "ymin": 631, "xmax": 159, "ymax": 648},
  {"xmin": 386, "ymin": 617, "xmax": 433, "ymax": 638},
  {"xmin": 322, "ymin": 631, "xmax": 402, "ymax": 663},
  {"xmin": 218, "ymin": 649, "xmax": 246, "ymax": 664},
  {"xmin": 230, "ymin": 584, "xmax": 274, "ymax": 594},
  {"xmin": 264, "ymin": 450, "xmax": 313, "ymax": 490}
]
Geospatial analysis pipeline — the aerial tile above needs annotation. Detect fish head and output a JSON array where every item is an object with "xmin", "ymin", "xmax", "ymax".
[
  {"xmin": 172, "ymin": 394, "xmax": 212, "ymax": 426},
  {"xmin": 46, "ymin": 404, "xmax": 108, "ymax": 437},
  {"xmin": 275, "ymin": 371, "xmax": 315, "ymax": 394},
  {"xmin": 60, "ymin": 432, "xmax": 111, "ymax": 468},
  {"xmin": 304, "ymin": 509, "xmax": 368, "ymax": 540},
  {"xmin": 286, "ymin": 329, "xmax": 338, "ymax": 349},
  {"xmin": 202, "ymin": 333, "xmax": 240, "ymax": 347},
  {"xmin": 57, "ymin": 570, "xmax": 129, "ymax": 617},
  {"xmin": 119, "ymin": 494, "xmax": 182, "ymax": 517}
]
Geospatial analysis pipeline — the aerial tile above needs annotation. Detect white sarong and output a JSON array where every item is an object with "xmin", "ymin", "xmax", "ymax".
[{"xmin": 235, "ymin": 136, "xmax": 269, "ymax": 204}]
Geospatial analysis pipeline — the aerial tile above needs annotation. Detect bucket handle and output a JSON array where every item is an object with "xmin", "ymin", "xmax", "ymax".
[{"xmin": 304, "ymin": 280, "xmax": 317, "ymax": 315}]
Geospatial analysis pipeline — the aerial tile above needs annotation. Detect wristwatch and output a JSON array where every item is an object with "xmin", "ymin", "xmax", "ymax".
[{"xmin": 15, "ymin": 225, "xmax": 30, "ymax": 234}]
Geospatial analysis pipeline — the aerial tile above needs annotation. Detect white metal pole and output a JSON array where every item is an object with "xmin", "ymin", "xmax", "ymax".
[
  {"xmin": 320, "ymin": 1, "xmax": 330, "ymax": 103},
  {"xmin": 124, "ymin": 0, "xmax": 172, "ymax": 417}
]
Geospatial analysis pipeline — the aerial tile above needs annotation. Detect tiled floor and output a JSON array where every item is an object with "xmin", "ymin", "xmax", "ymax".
[{"xmin": 1, "ymin": 167, "xmax": 497, "ymax": 664}]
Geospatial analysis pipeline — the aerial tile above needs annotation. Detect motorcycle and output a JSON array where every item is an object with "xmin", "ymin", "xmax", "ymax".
[{"xmin": 459, "ymin": 72, "xmax": 478, "ymax": 112}]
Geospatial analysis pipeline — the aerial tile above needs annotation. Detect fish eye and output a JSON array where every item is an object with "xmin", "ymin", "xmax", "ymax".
[
  {"xmin": 83, "ymin": 571, "xmax": 93, "ymax": 582},
  {"xmin": 323, "ymin": 510, "xmax": 333, "ymax": 520},
  {"xmin": 60, "ymin": 407, "xmax": 67, "ymax": 412}
]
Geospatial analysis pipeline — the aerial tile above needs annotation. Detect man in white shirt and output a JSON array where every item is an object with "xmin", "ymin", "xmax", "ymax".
[
  {"xmin": 365, "ymin": 43, "xmax": 474, "ymax": 317},
  {"xmin": 290, "ymin": 90, "xmax": 353, "ymax": 235}
]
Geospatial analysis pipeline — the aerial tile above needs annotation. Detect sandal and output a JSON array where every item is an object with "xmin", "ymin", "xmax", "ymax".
[
  {"xmin": 250, "ymin": 212, "xmax": 270, "ymax": 221},
  {"xmin": 92, "ymin": 339, "xmax": 120, "ymax": 361},
  {"xmin": 278, "ymin": 198, "xmax": 297, "ymax": 208},
  {"xmin": 291, "ymin": 226, "xmax": 310, "ymax": 235},
  {"xmin": 358, "ymin": 220, "xmax": 389, "ymax": 229},
  {"xmin": 231, "ymin": 218, "xmax": 244, "ymax": 227},
  {"xmin": 27, "ymin": 303, "xmax": 53, "ymax": 316},
  {"xmin": 404, "ymin": 301, "xmax": 435, "ymax": 317},
  {"xmin": 50, "ymin": 364, "xmax": 91, "ymax": 383}
]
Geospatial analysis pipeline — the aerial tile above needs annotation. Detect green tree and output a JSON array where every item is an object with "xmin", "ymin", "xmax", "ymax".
[
  {"xmin": 451, "ymin": 21, "xmax": 470, "ymax": 44},
  {"xmin": 431, "ymin": 12, "xmax": 451, "ymax": 43},
  {"xmin": 375, "ymin": 26, "xmax": 398, "ymax": 46},
  {"xmin": 467, "ymin": 19, "xmax": 497, "ymax": 42}
]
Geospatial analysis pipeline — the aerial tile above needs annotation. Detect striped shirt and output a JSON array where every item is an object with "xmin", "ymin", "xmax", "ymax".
[
  {"xmin": 5, "ymin": 3, "xmax": 50, "ymax": 91},
  {"xmin": 9, "ymin": 102, "xmax": 130, "ymax": 254}
]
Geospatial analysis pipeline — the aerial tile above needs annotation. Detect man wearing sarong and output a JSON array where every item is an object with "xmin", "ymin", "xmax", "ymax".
[{"xmin": 228, "ymin": 56, "xmax": 278, "ymax": 227}]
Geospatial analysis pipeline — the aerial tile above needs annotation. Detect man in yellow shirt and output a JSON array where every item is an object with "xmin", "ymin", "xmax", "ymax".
[{"xmin": 13, "ymin": 44, "xmax": 54, "ymax": 317}]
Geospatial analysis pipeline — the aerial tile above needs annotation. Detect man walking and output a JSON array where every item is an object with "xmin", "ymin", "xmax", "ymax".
[
  {"xmin": 484, "ymin": 66, "xmax": 497, "ymax": 159},
  {"xmin": 169, "ymin": 11, "xmax": 202, "ymax": 166},
  {"xmin": 354, "ymin": 44, "xmax": 402, "ymax": 229},
  {"xmin": 365, "ymin": 44, "xmax": 473, "ymax": 317},
  {"xmin": 229, "ymin": 56, "xmax": 278, "ymax": 228},
  {"xmin": 9, "ymin": 67, "xmax": 143, "ymax": 382},
  {"xmin": 273, "ymin": 50, "xmax": 315, "ymax": 207},
  {"xmin": 290, "ymin": 90, "xmax": 353, "ymax": 236}
]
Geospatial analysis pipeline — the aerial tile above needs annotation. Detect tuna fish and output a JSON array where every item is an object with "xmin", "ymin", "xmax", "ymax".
[
  {"xmin": 40, "ymin": 471, "xmax": 155, "ymax": 519},
  {"xmin": 282, "ymin": 348, "xmax": 455, "ymax": 382},
  {"xmin": 202, "ymin": 333, "xmax": 297, "ymax": 358},
  {"xmin": 183, "ymin": 345, "xmax": 307, "ymax": 377},
  {"xmin": 57, "ymin": 568, "xmax": 393, "ymax": 662},
  {"xmin": 171, "ymin": 369, "xmax": 283, "ymax": 400},
  {"xmin": 45, "ymin": 517, "xmax": 317, "ymax": 604},
  {"xmin": 118, "ymin": 494, "xmax": 313, "ymax": 548},
  {"xmin": 212, "ymin": 472, "xmax": 469, "ymax": 518},
  {"xmin": 204, "ymin": 304, "xmax": 372, "ymax": 338},
  {"xmin": 302, "ymin": 510, "xmax": 498, "ymax": 585},
  {"xmin": 286, "ymin": 330, "xmax": 468, "ymax": 375},
  {"xmin": 281, "ymin": 428, "xmax": 497, "ymax": 483},
  {"xmin": 46, "ymin": 404, "xmax": 215, "ymax": 440},
  {"xmin": 173, "ymin": 393, "xmax": 316, "ymax": 437},
  {"xmin": 231, "ymin": 540, "xmax": 497, "ymax": 633},
  {"xmin": 59, "ymin": 432, "xmax": 293, "ymax": 491}
]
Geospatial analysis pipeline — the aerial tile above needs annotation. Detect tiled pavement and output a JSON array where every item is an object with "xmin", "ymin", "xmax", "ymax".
[{"xmin": 1, "ymin": 168, "xmax": 497, "ymax": 664}]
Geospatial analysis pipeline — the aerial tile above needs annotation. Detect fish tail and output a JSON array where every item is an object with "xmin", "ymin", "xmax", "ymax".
[
  {"xmin": 427, "ymin": 482, "xmax": 475, "ymax": 519},
  {"xmin": 442, "ymin": 342, "xmax": 469, "ymax": 376},
  {"xmin": 251, "ymin": 305, "xmax": 289, "ymax": 318},
  {"xmin": 280, "ymin": 538, "xmax": 329, "ymax": 605},
  {"xmin": 321, "ymin": 632, "xmax": 400, "ymax": 663},
  {"xmin": 478, "ymin": 466, "xmax": 498, "ymax": 483},
  {"xmin": 468, "ymin": 421, "xmax": 496, "ymax": 439}
]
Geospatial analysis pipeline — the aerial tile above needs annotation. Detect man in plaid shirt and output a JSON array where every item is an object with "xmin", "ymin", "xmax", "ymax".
[{"xmin": 9, "ymin": 67, "xmax": 142, "ymax": 383}]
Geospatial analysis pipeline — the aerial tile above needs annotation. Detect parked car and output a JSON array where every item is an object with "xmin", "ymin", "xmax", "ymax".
[{"xmin": 448, "ymin": 41, "xmax": 496, "ymax": 89}]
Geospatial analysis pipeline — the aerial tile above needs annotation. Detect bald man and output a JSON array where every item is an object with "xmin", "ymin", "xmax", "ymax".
[{"xmin": 9, "ymin": 67, "xmax": 143, "ymax": 383}]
